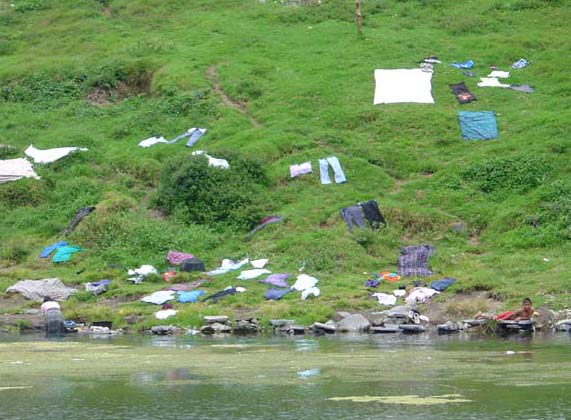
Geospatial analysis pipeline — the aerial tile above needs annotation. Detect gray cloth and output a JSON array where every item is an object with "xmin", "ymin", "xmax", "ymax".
[
  {"xmin": 65, "ymin": 206, "xmax": 95, "ymax": 235},
  {"xmin": 340, "ymin": 205, "xmax": 366, "ymax": 231},
  {"xmin": 6, "ymin": 278, "xmax": 77, "ymax": 302},
  {"xmin": 45, "ymin": 309, "xmax": 64, "ymax": 336},
  {"xmin": 397, "ymin": 245, "xmax": 435, "ymax": 277},
  {"xmin": 508, "ymin": 84, "xmax": 535, "ymax": 93}
]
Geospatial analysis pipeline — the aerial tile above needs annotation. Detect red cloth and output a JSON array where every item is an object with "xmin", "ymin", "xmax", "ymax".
[{"xmin": 495, "ymin": 311, "xmax": 513, "ymax": 320}]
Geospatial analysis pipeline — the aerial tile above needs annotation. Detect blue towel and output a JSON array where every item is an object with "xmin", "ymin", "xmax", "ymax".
[
  {"xmin": 264, "ymin": 288, "xmax": 290, "ymax": 301},
  {"xmin": 451, "ymin": 60, "xmax": 474, "ymax": 69},
  {"xmin": 431, "ymin": 278, "xmax": 456, "ymax": 292},
  {"xmin": 40, "ymin": 241, "xmax": 68, "ymax": 258},
  {"xmin": 177, "ymin": 290, "xmax": 206, "ymax": 303},
  {"xmin": 458, "ymin": 111, "xmax": 498, "ymax": 140}
]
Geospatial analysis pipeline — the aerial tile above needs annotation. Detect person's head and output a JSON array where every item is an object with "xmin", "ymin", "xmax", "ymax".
[
  {"xmin": 43, "ymin": 297, "xmax": 52, "ymax": 303},
  {"xmin": 522, "ymin": 298, "xmax": 532, "ymax": 309}
]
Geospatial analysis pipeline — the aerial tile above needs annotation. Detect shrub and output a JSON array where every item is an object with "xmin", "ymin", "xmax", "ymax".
[
  {"xmin": 462, "ymin": 155, "xmax": 551, "ymax": 195},
  {"xmin": 154, "ymin": 152, "xmax": 269, "ymax": 230}
]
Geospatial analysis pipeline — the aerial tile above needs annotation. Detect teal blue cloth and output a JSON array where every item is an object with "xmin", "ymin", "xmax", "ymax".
[
  {"xmin": 52, "ymin": 245, "xmax": 83, "ymax": 263},
  {"xmin": 458, "ymin": 111, "xmax": 498, "ymax": 140},
  {"xmin": 177, "ymin": 290, "xmax": 206, "ymax": 303}
]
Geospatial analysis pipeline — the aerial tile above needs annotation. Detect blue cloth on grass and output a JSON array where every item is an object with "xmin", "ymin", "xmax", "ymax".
[
  {"xmin": 458, "ymin": 111, "xmax": 498, "ymax": 140},
  {"xmin": 264, "ymin": 288, "xmax": 290, "ymax": 301},
  {"xmin": 177, "ymin": 290, "xmax": 206, "ymax": 303},
  {"xmin": 430, "ymin": 278, "xmax": 456, "ymax": 292},
  {"xmin": 40, "ymin": 241, "xmax": 68, "ymax": 258},
  {"xmin": 52, "ymin": 245, "xmax": 83, "ymax": 263},
  {"xmin": 451, "ymin": 60, "xmax": 474, "ymax": 69}
]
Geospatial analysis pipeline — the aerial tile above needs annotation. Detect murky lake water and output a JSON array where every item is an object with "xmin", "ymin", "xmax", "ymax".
[{"xmin": 0, "ymin": 332, "xmax": 569, "ymax": 419}]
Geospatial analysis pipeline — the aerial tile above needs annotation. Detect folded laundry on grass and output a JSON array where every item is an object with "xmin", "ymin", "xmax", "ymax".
[
  {"xmin": 451, "ymin": 60, "xmax": 474, "ymax": 69},
  {"xmin": 264, "ymin": 288, "xmax": 291, "ymax": 301},
  {"xmin": 398, "ymin": 245, "xmax": 435, "ymax": 277},
  {"xmin": 488, "ymin": 70, "xmax": 510, "ymax": 79},
  {"xmin": 259, "ymin": 273, "xmax": 290, "ymax": 288},
  {"xmin": 509, "ymin": 84, "xmax": 535, "ymax": 93},
  {"xmin": 207, "ymin": 258, "xmax": 249, "ymax": 276},
  {"xmin": 85, "ymin": 279, "xmax": 111, "ymax": 296},
  {"xmin": 177, "ymin": 290, "xmax": 206, "ymax": 303},
  {"xmin": 25, "ymin": 144, "xmax": 88, "ymax": 164},
  {"xmin": 238, "ymin": 269, "xmax": 271, "ymax": 280},
  {"xmin": 155, "ymin": 309, "xmax": 177, "ymax": 320},
  {"xmin": 291, "ymin": 274, "xmax": 320, "ymax": 300},
  {"xmin": 251, "ymin": 259, "xmax": 269, "ymax": 268},
  {"xmin": 202, "ymin": 286, "xmax": 246, "ymax": 303},
  {"xmin": 65, "ymin": 206, "xmax": 95, "ymax": 235},
  {"xmin": 340, "ymin": 199, "xmax": 385, "ymax": 232},
  {"xmin": 290, "ymin": 161, "xmax": 312, "ymax": 178},
  {"xmin": 40, "ymin": 241, "xmax": 68, "ymax": 258},
  {"xmin": 319, "ymin": 156, "xmax": 346, "ymax": 184},
  {"xmin": 52, "ymin": 245, "xmax": 83, "ymax": 263},
  {"xmin": 393, "ymin": 289, "xmax": 406, "ymax": 297},
  {"xmin": 191, "ymin": 150, "xmax": 229, "ymax": 169},
  {"xmin": 141, "ymin": 290, "xmax": 176, "ymax": 305},
  {"xmin": 379, "ymin": 272, "xmax": 401, "ymax": 282},
  {"xmin": 181, "ymin": 258, "xmax": 205, "ymax": 272},
  {"xmin": 372, "ymin": 293, "xmax": 397, "ymax": 306},
  {"xmin": 430, "ymin": 278, "xmax": 456, "ymax": 292},
  {"xmin": 128, "ymin": 265, "xmax": 158, "ymax": 284},
  {"xmin": 449, "ymin": 82, "xmax": 476, "ymax": 104},
  {"xmin": 458, "ymin": 111, "xmax": 498, "ymax": 140},
  {"xmin": 138, "ymin": 136, "xmax": 168, "ymax": 147},
  {"xmin": 365, "ymin": 279, "xmax": 380, "ymax": 288},
  {"xmin": 512, "ymin": 58, "xmax": 529, "ymax": 69},
  {"xmin": 166, "ymin": 250, "xmax": 195, "ymax": 265},
  {"xmin": 0, "ymin": 158, "xmax": 40, "ymax": 183},
  {"xmin": 6, "ymin": 278, "xmax": 77, "ymax": 302},
  {"xmin": 406, "ymin": 287, "xmax": 440, "ymax": 304},
  {"xmin": 477, "ymin": 77, "xmax": 510, "ymax": 88},
  {"xmin": 374, "ymin": 69, "xmax": 434, "ymax": 104}
]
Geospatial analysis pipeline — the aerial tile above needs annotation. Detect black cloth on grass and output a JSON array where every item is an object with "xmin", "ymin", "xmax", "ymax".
[{"xmin": 449, "ymin": 82, "xmax": 476, "ymax": 104}]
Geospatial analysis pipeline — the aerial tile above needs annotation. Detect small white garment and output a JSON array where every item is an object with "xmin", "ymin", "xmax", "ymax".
[
  {"xmin": 488, "ymin": 70, "xmax": 510, "ymax": 79},
  {"xmin": 301, "ymin": 287, "xmax": 320, "ymax": 300},
  {"xmin": 477, "ymin": 77, "xmax": 510, "ymax": 88},
  {"xmin": 291, "ymin": 274, "xmax": 319, "ymax": 291},
  {"xmin": 155, "ymin": 309, "xmax": 177, "ymax": 320},
  {"xmin": 127, "ymin": 265, "xmax": 158, "ymax": 284},
  {"xmin": 191, "ymin": 150, "xmax": 230, "ymax": 169},
  {"xmin": 25, "ymin": 144, "xmax": 88, "ymax": 164},
  {"xmin": 141, "ymin": 290, "xmax": 176, "ymax": 305},
  {"xmin": 393, "ymin": 289, "xmax": 406, "ymax": 297},
  {"xmin": 207, "ymin": 258, "xmax": 249, "ymax": 276},
  {"xmin": 250, "ymin": 259, "xmax": 268, "ymax": 268},
  {"xmin": 138, "ymin": 136, "xmax": 168, "ymax": 147},
  {"xmin": 235, "ymin": 286, "xmax": 247, "ymax": 293},
  {"xmin": 372, "ymin": 293, "xmax": 397, "ymax": 306},
  {"xmin": 237, "ymin": 269, "xmax": 271, "ymax": 280},
  {"xmin": 405, "ymin": 287, "xmax": 440, "ymax": 304},
  {"xmin": 374, "ymin": 69, "xmax": 434, "ymax": 104},
  {"xmin": 0, "ymin": 158, "xmax": 40, "ymax": 183}
]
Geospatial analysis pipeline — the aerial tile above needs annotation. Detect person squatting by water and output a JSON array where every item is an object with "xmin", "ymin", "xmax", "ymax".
[
  {"xmin": 475, "ymin": 298, "xmax": 535, "ymax": 321},
  {"xmin": 41, "ymin": 297, "xmax": 64, "ymax": 336}
]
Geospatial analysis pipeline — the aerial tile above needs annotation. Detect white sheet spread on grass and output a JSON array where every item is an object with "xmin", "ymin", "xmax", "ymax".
[
  {"xmin": 25, "ymin": 145, "xmax": 88, "ymax": 164},
  {"xmin": 374, "ymin": 69, "xmax": 434, "ymax": 104},
  {"xmin": 0, "ymin": 158, "xmax": 40, "ymax": 183}
]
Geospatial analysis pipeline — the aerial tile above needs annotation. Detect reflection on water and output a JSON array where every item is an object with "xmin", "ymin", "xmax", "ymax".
[{"xmin": 0, "ymin": 332, "xmax": 569, "ymax": 420}]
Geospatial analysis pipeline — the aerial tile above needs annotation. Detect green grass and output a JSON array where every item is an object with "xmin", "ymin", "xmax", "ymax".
[{"xmin": 0, "ymin": 0, "xmax": 569, "ymax": 329}]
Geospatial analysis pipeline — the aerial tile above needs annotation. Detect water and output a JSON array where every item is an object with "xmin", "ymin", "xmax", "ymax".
[{"xmin": 0, "ymin": 332, "xmax": 569, "ymax": 419}]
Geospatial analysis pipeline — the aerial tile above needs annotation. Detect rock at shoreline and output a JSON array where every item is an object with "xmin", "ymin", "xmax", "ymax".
[
  {"xmin": 312, "ymin": 322, "xmax": 336, "ymax": 334},
  {"xmin": 337, "ymin": 314, "xmax": 370, "ymax": 332},
  {"xmin": 204, "ymin": 316, "xmax": 229, "ymax": 324},
  {"xmin": 201, "ymin": 322, "xmax": 232, "ymax": 334}
]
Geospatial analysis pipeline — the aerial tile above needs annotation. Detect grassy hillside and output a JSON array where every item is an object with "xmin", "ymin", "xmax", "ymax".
[{"xmin": 0, "ymin": 0, "xmax": 569, "ymax": 329}]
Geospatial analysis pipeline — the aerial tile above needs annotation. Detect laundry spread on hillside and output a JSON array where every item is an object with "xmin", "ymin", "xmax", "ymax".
[
  {"xmin": 340, "ymin": 199, "xmax": 385, "ymax": 232},
  {"xmin": 25, "ymin": 144, "xmax": 88, "ymax": 164},
  {"xmin": 451, "ymin": 59, "xmax": 474, "ymax": 69},
  {"xmin": 0, "ymin": 158, "xmax": 40, "ymax": 183},
  {"xmin": 458, "ymin": 111, "xmax": 498, "ymax": 140},
  {"xmin": 449, "ymin": 82, "xmax": 476, "ymax": 104},
  {"xmin": 6, "ymin": 278, "xmax": 77, "ymax": 302},
  {"xmin": 191, "ymin": 150, "xmax": 229, "ymax": 169},
  {"xmin": 398, "ymin": 245, "xmax": 435, "ymax": 277},
  {"xmin": 290, "ymin": 161, "xmax": 312, "ymax": 178},
  {"xmin": 374, "ymin": 69, "xmax": 435, "ymax": 104},
  {"xmin": 65, "ymin": 206, "xmax": 95, "ymax": 235}
]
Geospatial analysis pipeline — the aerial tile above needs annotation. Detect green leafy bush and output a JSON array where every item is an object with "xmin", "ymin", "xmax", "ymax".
[
  {"xmin": 462, "ymin": 155, "xmax": 552, "ymax": 195},
  {"xmin": 155, "ymin": 152, "xmax": 269, "ymax": 230}
]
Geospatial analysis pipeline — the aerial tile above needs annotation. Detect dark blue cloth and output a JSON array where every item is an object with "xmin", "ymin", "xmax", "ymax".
[
  {"xmin": 264, "ymin": 288, "xmax": 290, "ymax": 301},
  {"xmin": 430, "ymin": 278, "xmax": 456, "ymax": 292},
  {"xmin": 364, "ymin": 279, "xmax": 380, "ymax": 288},
  {"xmin": 458, "ymin": 111, "xmax": 498, "ymax": 140},
  {"xmin": 40, "ymin": 241, "xmax": 68, "ymax": 258}
]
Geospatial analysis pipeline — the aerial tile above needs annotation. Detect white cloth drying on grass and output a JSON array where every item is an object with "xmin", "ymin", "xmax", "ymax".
[
  {"xmin": 250, "ymin": 259, "xmax": 268, "ymax": 268},
  {"xmin": 374, "ymin": 69, "xmax": 434, "ymax": 104},
  {"xmin": 141, "ymin": 290, "xmax": 176, "ymax": 305},
  {"xmin": 487, "ymin": 70, "xmax": 510, "ymax": 79},
  {"xmin": 291, "ymin": 274, "xmax": 320, "ymax": 300},
  {"xmin": 393, "ymin": 289, "xmax": 406, "ymax": 297},
  {"xmin": 138, "ymin": 136, "xmax": 168, "ymax": 147},
  {"xmin": 191, "ymin": 150, "xmax": 230, "ymax": 169},
  {"xmin": 155, "ymin": 309, "xmax": 177, "ymax": 320},
  {"xmin": 0, "ymin": 158, "xmax": 40, "ymax": 183},
  {"xmin": 25, "ymin": 144, "xmax": 88, "ymax": 164},
  {"xmin": 128, "ymin": 265, "xmax": 158, "ymax": 284},
  {"xmin": 301, "ymin": 287, "xmax": 320, "ymax": 300},
  {"xmin": 207, "ymin": 258, "xmax": 249, "ymax": 276},
  {"xmin": 372, "ymin": 293, "xmax": 397, "ymax": 306},
  {"xmin": 405, "ymin": 287, "xmax": 440, "ymax": 304},
  {"xmin": 478, "ymin": 77, "xmax": 510, "ymax": 88},
  {"xmin": 237, "ymin": 269, "xmax": 271, "ymax": 280}
]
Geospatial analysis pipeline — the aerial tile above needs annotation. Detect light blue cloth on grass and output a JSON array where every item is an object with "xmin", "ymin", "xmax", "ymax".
[
  {"xmin": 458, "ymin": 111, "xmax": 498, "ymax": 140},
  {"xmin": 40, "ymin": 241, "xmax": 68, "ymax": 258},
  {"xmin": 52, "ymin": 245, "xmax": 83, "ymax": 263},
  {"xmin": 177, "ymin": 290, "xmax": 206, "ymax": 303}
]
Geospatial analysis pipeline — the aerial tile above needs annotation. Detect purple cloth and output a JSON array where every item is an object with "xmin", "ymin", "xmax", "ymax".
[
  {"xmin": 364, "ymin": 279, "xmax": 380, "ymax": 288},
  {"xmin": 264, "ymin": 288, "xmax": 290, "ymax": 301},
  {"xmin": 290, "ymin": 162, "xmax": 312, "ymax": 178},
  {"xmin": 167, "ymin": 250, "xmax": 194, "ymax": 265},
  {"xmin": 397, "ymin": 245, "xmax": 435, "ymax": 277},
  {"xmin": 259, "ymin": 273, "xmax": 290, "ymax": 288}
]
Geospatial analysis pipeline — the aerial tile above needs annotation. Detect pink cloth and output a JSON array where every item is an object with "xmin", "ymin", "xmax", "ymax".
[
  {"xmin": 166, "ymin": 250, "xmax": 194, "ymax": 265},
  {"xmin": 40, "ymin": 301, "xmax": 61, "ymax": 313},
  {"xmin": 290, "ymin": 162, "xmax": 312, "ymax": 178}
]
